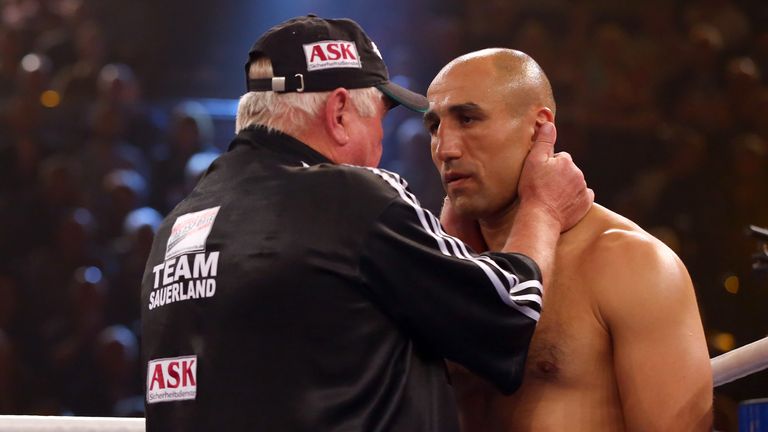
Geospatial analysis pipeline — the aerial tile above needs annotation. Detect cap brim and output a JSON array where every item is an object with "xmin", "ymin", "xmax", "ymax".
[{"xmin": 376, "ymin": 82, "xmax": 429, "ymax": 113}]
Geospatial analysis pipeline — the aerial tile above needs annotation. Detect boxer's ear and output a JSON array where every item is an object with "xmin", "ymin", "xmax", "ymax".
[
  {"xmin": 534, "ymin": 107, "xmax": 554, "ymax": 129},
  {"xmin": 531, "ymin": 107, "xmax": 555, "ymax": 149}
]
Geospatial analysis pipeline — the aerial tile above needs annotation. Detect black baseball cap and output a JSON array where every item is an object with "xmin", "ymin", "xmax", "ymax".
[{"xmin": 245, "ymin": 14, "xmax": 428, "ymax": 112}]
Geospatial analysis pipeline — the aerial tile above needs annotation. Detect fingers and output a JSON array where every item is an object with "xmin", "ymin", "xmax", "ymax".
[
  {"xmin": 530, "ymin": 121, "xmax": 557, "ymax": 159},
  {"xmin": 440, "ymin": 196, "xmax": 488, "ymax": 252},
  {"xmin": 518, "ymin": 120, "xmax": 593, "ymax": 232}
]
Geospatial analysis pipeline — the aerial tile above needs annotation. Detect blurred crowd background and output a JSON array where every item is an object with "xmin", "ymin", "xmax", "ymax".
[{"xmin": 0, "ymin": 0, "xmax": 766, "ymax": 429}]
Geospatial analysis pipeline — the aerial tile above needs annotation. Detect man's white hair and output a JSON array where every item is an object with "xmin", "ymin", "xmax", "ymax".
[{"xmin": 235, "ymin": 57, "xmax": 383, "ymax": 135}]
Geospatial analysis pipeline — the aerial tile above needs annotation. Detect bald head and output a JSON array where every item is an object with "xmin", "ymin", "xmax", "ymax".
[
  {"xmin": 430, "ymin": 48, "xmax": 555, "ymax": 117},
  {"xmin": 426, "ymin": 49, "xmax": 558, "ymax": 220}
]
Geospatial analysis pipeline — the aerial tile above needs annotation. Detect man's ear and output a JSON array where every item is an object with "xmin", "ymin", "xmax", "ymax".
[
  {"xmin": 534, "ymin": 107, "xmax": 555, "ymax": 128},
  {"xmin": 528, "ymin": 107, "xmax": 555, "ymax": 151},
  {"xmin": 532, "ymin": 107, "xmax": 555, "ymax": 145},
  {"xmin": 324, "ymin": 88, "xmax": 351, "ymax": 146}
]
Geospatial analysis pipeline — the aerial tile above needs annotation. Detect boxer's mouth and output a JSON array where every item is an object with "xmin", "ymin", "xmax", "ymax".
[{"xmin": 443, "ymin": 172, "xmax": 471, "ymax": 186}]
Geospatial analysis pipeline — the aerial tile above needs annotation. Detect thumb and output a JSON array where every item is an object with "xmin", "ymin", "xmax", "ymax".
[{"xmin": 531, "ymin": 122, "xmax": 557, "ymax": 159}]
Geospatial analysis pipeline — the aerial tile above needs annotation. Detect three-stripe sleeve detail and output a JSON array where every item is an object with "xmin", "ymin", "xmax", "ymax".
[{"xmin": 364, "ymin": 167, "xmax": 542, "ymax": 321}]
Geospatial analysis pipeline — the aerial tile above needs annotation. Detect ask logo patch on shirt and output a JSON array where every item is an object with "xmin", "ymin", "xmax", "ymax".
[{"xmin": 147, "ymin": 355, "xmax": 197, "ymax": 404}]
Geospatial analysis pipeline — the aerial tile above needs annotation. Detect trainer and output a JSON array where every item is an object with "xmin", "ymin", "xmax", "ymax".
[{"xmin": 141, "ymin": 15, "xmax": 592, "ymax": 432}]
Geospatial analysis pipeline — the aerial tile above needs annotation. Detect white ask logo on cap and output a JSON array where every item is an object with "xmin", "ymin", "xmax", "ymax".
[{"xmin": 303, "ymin": 40, "xmax": 362, "ymax": 71}]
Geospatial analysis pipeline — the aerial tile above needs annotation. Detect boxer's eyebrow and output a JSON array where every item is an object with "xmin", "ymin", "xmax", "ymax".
[
  {"xmin": 423, "ymin": 110, "xmax": 439, "ymax": 129},
  {"xmin": 448, "ymin": 102, "xmax": 487, "ymax": 119}
]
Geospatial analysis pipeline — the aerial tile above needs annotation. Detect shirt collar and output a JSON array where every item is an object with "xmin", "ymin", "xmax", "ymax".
[{"xmin": 230, "ymin": 125, "xmax": 333, "ymax": 166}]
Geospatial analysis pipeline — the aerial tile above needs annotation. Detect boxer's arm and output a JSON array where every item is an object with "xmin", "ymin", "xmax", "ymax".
[{"xmin": 595, "ymin": 232, "xmax": 713, "ymax": 431}]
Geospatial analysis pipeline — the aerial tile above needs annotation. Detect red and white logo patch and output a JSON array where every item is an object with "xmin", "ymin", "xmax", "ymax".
[
  {"xmin": 165, "ymin": 206, "xmax": 220, "ymax": 260},
  {"xmin": 303, "ymin": 40, "xmax": 362, "ymax": 71},
  {"xmin": 147, "ymin": 355, "xmax": 197, "ymax": 404}
]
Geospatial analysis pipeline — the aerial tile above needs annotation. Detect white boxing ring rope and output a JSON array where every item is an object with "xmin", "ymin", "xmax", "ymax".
[
  {"xmin": 0, "ymin": 336, "xmax": 766, "ymax": 431},
  {"xmin": 711, "ymin": 335, "xmax": 768, "ymax": 387},
  {"xmin": 0, "ymin": 416, "xmax": 144, "ymax": 431}
]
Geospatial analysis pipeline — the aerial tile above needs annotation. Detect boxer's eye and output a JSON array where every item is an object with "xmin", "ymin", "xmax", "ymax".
[{"xmin": 426, "ymin": 120, "xmax": 439, "ymax": 135}]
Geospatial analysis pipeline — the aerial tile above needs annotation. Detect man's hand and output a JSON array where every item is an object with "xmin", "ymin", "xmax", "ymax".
[
  {"xmin": 518, "ymin": 122, "xmax": 593, "ymax": 232},
  {"xmin": 440, "ymin": 197, "xmax": 488, "ymax": 252},
  {"xmin": 499, "ymin": 121, "xmax": 593, "ymax": 283}
]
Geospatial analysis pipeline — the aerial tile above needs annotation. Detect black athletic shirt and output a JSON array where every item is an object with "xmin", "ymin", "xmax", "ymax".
[{"xmin": 141, "ymin": 126, "xmax": 543, "ymax": 432}]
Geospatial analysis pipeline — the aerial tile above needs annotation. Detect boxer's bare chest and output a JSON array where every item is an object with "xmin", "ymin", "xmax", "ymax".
[
  {"xmin": 522, "ymin": 269, "xmax": 614, "ymax": 386},
  {"xmin": 481, "ymin": 268, "xmax": 626, "ymax": 431}
]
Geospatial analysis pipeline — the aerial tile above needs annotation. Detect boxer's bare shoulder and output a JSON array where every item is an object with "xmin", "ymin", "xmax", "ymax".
[{"xmin": 455, "ymin": 203, "xmax": 712, "ymax": 432}]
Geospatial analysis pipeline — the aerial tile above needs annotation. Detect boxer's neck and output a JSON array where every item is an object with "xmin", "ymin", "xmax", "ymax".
[{"xmin": 479, "ymin": 201, "xmax": 521, "ymax": 252}]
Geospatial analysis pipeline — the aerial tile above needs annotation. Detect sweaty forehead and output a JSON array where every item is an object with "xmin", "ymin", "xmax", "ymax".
[
  {"xmin": 428, "ymin": 64, "xmax": 502, "ymax": 112},
  {"xmin": 430, "ymin": 58, "xmax": 495, "ymax": 92}
]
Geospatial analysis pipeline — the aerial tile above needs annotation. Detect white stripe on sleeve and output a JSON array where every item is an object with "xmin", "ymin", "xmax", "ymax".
[{"xmin": 365, "ymin": 167, "xmax": 542, "ymax": 321}]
